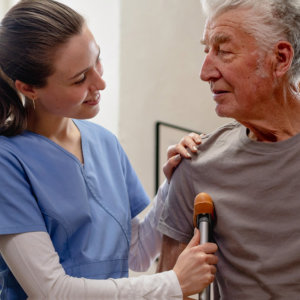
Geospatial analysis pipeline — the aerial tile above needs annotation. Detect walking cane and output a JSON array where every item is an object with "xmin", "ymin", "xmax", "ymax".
[{"xmin": 193, "ymin": 193, "xmax": 214, "ymax": 300}]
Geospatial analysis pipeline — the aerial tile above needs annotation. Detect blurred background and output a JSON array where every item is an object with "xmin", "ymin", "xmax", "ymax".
[{"xmin": 0, "ymin": 0, "xmax": 229, "ymax": 281}]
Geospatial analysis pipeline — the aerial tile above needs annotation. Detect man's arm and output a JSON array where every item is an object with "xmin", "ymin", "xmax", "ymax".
[{"xmin": 156, "ymin": 234, "xmax": 187, "ymax": 272}]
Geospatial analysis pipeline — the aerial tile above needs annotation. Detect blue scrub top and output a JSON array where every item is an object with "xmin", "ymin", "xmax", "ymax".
[{"xmin": 0, "ymin": 120, "xmax": 150, "ymax": 299}]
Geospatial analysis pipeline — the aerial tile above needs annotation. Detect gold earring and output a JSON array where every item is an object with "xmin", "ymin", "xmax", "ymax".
[{"xmin": 31, "ymin": 97, "xmax": 36, "ymax": 110}]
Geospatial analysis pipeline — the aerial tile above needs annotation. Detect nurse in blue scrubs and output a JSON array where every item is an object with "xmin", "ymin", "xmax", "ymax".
[{"xmin": 0, "ymin": 0, "xmax": 218, "ymax": 299}]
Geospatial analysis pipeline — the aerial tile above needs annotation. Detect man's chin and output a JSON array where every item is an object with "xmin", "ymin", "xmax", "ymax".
[{"xmin": 215, "ymin": 105, "xmax": 229, "ymax": 118}]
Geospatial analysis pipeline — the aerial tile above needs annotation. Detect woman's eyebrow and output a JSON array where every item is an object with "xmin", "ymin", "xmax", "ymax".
[{"xmin": 69, "ymin": 46, "xmax": 101, "ymax": 80}]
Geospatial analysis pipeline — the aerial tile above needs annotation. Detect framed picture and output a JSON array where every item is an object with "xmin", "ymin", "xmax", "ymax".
[{"xmin": 155, "ymin": 121, "xmax": 201, "ymax": 193}]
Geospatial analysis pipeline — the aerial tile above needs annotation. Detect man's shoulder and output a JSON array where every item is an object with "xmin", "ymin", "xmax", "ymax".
[
  {"xmin": 181, "ymin": 120, "xmax": 241, "ymax": 166},
  {"xmin": 202, "ymin": 120, "xmax": 241, "ymax": 142}
]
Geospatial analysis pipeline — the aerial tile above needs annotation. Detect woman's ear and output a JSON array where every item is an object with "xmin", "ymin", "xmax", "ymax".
[
  {"xmin": 274, "ymin": 41, "xmax": 294, "ymax": 78},
  {"xmin": 15, "ymin": 80, "xmax": 37, "ymax": 100}
]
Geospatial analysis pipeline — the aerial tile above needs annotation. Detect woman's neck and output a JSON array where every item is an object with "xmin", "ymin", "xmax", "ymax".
[{"xmin": 27, "ymin": 111, "xmax": 84, "ymax": 163}]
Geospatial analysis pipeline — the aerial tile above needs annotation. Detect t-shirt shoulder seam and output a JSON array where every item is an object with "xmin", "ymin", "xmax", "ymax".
[{"xmin": 157, "ymin": 221, "xmax": 191, "ymax": 244}]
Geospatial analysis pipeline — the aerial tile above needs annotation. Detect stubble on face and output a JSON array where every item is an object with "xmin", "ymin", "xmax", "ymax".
[{"xmin": 201, "ymin": 9, "xmax": 276, "ymax": 122}]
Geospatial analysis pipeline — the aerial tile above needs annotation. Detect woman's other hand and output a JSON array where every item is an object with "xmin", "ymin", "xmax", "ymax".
[{"xmin": 163, "ymin": 132, "xmax": 203, "ymax": 182}]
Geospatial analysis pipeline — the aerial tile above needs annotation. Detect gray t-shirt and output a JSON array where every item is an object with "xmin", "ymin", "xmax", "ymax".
[{"xmin": 158, "ymin": 121, "xmax": 300, "ymax": 299}]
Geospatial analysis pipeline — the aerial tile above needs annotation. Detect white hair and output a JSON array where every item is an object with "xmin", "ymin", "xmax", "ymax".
[{"xmin": 200, "ymin": 0, "xmax": 300, "ymax": 92}]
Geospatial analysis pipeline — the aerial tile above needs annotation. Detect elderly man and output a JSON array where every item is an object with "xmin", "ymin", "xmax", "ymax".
[{"xmin": 157, "ymin": 0, "xmax": 300, "ymax": 298}]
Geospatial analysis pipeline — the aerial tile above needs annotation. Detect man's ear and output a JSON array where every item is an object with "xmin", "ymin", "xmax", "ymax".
[
  {"xmin": 15, "ymin": 80, "xmax": 37, "ymax": 100},
  {"xmin": 274, "ymin": 40, "xmax": 294, "ymax": 78}
]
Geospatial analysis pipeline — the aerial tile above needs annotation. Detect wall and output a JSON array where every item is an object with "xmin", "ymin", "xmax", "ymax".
[
  {"xmin": 0, "ymin": 0, "xmax": 11, "ymax": 18},
  {"xmin": 119, "ymin": 0, "xmax": 228, "ymax": 197}
]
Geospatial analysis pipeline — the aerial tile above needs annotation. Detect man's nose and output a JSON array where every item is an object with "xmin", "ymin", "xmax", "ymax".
[{"xmin": 200, "ymin": 53, "xmax": 220, "ymax": 82}]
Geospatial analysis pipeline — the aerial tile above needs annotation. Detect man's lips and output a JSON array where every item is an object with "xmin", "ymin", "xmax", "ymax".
[
  {"xmin": 212, "ymin": 89, "xmax": 229, "ymax": 95},
  {"xmin": 211, "ymin": 90, "xmax": 230, "ymax": 102}
]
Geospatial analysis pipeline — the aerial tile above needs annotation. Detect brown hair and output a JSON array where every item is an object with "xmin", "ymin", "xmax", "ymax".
[{"xmin": 0, "ymin": 0, "xmax": 85, "ymax": 136}]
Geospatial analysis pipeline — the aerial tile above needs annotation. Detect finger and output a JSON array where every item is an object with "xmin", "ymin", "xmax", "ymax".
[
  {"xmin": 188, "ymin": 132, "xmax": 202, "ymax": 144},
  {"xmin": 185, "ymin": 228, "xmax": 200, "ymax": 250},
  {"xmin": 163, "ymin": 154, "xmax": 182, "ymax": 182},
  {"xmin": 168, "ymin": 154, "xmax": 182, "ymax": 168},
  {"xmin": 210, "ymin": 265, "xmax": 217, "ymax": 275},
  {"xmin": 167, "ymin": 144, "xmax": 192, "ymax": 159},
  {"xmin": 198, "ymin": 242, "xmax": 218, "ymax": 254},
  {"xmin": 179, "ymin": 136, "xmax": 199, "ymax": 153},
  {"xmin": 205, "ymin": 254, "xmax": 218, "ymax": 265},
  {"xmin": 209, "ymin": 273, "xmax": 216, "ymax": 284}
]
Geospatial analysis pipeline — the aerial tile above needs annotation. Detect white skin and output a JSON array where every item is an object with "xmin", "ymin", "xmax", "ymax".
[
  {"xmin": 13, "ymin": 23, "xmax": 216, "ymax": 297},
  {"xmin": 200, "ymin": 8, "xmax": 300, "ymax": 142},
  {"xmin": 15, "ymin": 23, "xmax": 202, "ymax": 167},
  {"xmin": 158, "ymin": 8, "xmax": 300, "ymax": 298},
  {"xmin": 15, "ymin": 24, "xmax": 105, "ymax": 163}
]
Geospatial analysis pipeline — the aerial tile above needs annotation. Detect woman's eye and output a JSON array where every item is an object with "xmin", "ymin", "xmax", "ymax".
[{"xmin": 74, "ymin": 75, "xmax": 86, "ymax": 85}]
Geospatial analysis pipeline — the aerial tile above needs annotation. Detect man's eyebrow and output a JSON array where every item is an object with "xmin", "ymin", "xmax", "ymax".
[
  {"xmin": 200, "ymin": 38, "xmax": 206, "ymax": 45},
  {"xmin": 201, "ymin": 33, "xmax": 231, "ymax": 46}
]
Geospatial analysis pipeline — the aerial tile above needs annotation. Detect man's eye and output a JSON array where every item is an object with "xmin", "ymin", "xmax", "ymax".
[{"xmin": 217, "ymin": 47, "xmax": 231, "ymax": 55}]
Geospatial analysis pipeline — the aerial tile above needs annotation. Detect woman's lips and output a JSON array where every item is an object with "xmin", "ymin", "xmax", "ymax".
[{"xmin": 84, "ymin": 93, "xmax": 100, "ymax": 105}]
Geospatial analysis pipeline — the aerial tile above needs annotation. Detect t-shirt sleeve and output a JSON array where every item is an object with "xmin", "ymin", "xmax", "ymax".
[
  {"xmin": 117, "ymin": 141, "xmax": 150, "ymax": 218},
  {"xmin": 157, "ymin": 159, "xmax": 195, "ymax": 244},
  {"xmin": 0, "ymin": 145, "xmax": 46, "ymax": 234}
]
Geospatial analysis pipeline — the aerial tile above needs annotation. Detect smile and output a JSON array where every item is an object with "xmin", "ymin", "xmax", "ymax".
[{"xmin": 83, "ymin": 93, "xmax": 100, "ymax": 106}]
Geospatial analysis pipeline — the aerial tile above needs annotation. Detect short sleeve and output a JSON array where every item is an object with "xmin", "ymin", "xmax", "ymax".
[
  {"xmin": 0, "ymin": 145, "xmax": 46, "ymax": 234},
  {"xmin": 157, "ymin": 159, "xmax": 195, "ymax": 244}
]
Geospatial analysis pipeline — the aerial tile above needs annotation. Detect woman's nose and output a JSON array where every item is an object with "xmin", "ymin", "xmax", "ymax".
[{"xmin": 90, "ymin": 65, "xmax": 106, "ymax": 91}]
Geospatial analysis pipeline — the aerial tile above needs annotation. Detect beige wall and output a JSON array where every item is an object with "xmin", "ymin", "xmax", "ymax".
[
  {"xmin": 0, "ymin": 0, "xmax": 10, "ymax": 19},
  {"xmin": 119, "ymin": 0, "xmax": 228, "ymax": 197}
]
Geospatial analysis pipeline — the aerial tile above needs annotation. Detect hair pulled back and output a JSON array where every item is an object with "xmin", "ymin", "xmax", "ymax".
[{"xmin": 0, "ymin": 0, "xmax": 84, "ymax": 136}]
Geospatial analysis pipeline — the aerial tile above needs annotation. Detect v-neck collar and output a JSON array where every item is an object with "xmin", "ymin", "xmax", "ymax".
[{"xmin": 24, "ymin": 119, "xmax": 85, "ymax": 167}]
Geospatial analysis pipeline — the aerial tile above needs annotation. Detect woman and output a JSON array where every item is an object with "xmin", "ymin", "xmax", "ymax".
[{"xmin": 0, "ymin": 0, "xmax": 218, "ymax": 298}]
